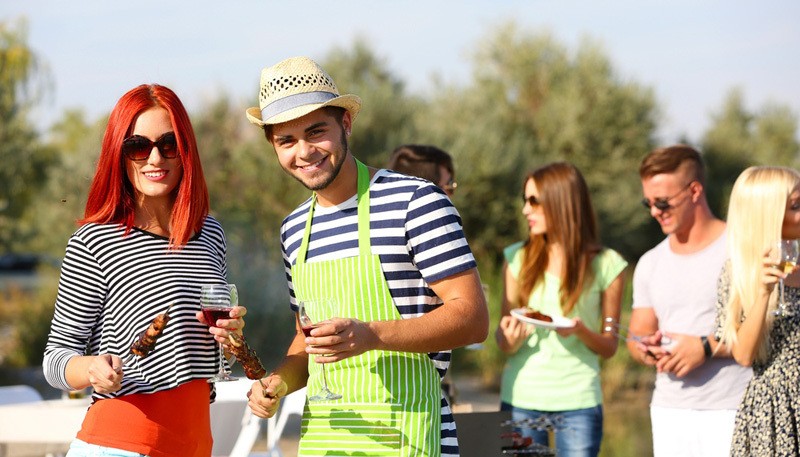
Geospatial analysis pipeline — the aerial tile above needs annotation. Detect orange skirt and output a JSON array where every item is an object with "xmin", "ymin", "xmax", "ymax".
[{"xmin": 77, "ymin": 379, "xmax": 212, "ymax": 457}]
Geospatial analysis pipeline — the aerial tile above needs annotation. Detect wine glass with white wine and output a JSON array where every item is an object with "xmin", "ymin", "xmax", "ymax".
[{"xmin": 773, "ymin": 240, "xmax": 799, "ymax": 316}]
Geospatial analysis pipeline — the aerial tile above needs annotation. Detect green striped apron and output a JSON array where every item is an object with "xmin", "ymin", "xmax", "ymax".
[{"xmin": 292, "ymin": 160, "xmax": 441, "ymax": 456}]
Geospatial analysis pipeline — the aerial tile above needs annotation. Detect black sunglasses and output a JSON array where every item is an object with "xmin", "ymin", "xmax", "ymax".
[
  {"xmin": 641, "ymin": 182, "xmax": 693, "ymax": 211},
  {"xmin": 522, "ymin": 195, "xmax": 541, "ymax": 207},
  {"xmin": 122, "ymin": 132, "xmax": 178, "ymax": 162}
]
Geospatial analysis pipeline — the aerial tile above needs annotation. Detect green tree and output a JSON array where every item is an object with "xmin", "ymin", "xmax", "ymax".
[
  {"xmin": 0, "ymin": 18, "xmax": 55, "ymax": 252},
  {"xmin": 322, "ymin": 38, "xmax": 421, "ymax": 166},
  {"xmin": 703, "ymin": 88, "xmax": 800, "ymax": 218},
  {"xmin": 23, "ymin": 109, "xmax": 103, "ymax": 256},
  {"xmin": 414, "ymin": 24, "xmax": 659, "ymax": 264}
]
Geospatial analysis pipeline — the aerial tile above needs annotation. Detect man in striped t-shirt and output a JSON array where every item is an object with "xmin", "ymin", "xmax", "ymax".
[{"xmin": 245, "ymin": 56, "xmax": 489, "ymax": 456}]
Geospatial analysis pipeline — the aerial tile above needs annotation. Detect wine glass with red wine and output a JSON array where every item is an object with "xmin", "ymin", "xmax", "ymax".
[
  {"xmin": 298, "ymin": 298, "xmax": 342, "ymax": 401},
  {"xmin": 201, "ymin": 283, "xmax": 238, "ymax": 382}
]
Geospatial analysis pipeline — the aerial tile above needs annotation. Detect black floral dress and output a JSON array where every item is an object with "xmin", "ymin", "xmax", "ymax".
[{"xmin": 716, "ymin": 264, "xmax": 800, "ymax": 456}]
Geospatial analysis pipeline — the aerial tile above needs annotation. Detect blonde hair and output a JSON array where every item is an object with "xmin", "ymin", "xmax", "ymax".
[{"xmin": 720, "ymin": 166, "xmax": 800, "ymax": 362}]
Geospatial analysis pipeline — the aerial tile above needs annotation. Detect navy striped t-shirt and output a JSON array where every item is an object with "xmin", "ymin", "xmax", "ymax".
[{"xmin": 280, "ymin": 169, "xmax": 477, "ymax": 456}]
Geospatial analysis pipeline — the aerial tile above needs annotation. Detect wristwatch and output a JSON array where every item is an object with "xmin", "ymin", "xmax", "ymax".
[{"xmin": 700, "ymin": 335, "xmax": 712, "ymax": 359}]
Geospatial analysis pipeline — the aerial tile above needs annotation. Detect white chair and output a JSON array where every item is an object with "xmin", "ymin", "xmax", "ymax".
[
  {"xmin": 260, "ymin": 387, "xmax": 306, "ymax": 457},
  {"xmin": 0, "ymin": 384, "xmax": 43, "ymax": 405},
  {"xmin": 227, "ymin": 409, "xmax": 262, "ymax": 457},
  {"xmin": 211, "ymin": 379, "xmax": 257, "ymax": 457},
  {"xmin": 210, "ymin": 381, "xmax": 306, "ymax": 457}
]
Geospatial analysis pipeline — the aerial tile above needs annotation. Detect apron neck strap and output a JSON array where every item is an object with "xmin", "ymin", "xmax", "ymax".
[{"xmin": 297, "ymin": 159, "xmax": 372, "ymax": 265}]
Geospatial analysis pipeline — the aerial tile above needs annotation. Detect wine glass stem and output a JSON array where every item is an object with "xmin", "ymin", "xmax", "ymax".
[
  {"xmin": 218, "ymin": 343, "xmax": 227, "ymax": 375},
  {"xmin": 780, "ymin": 278, "xmax": 786, "ymax": 310},
  {"xmin": 321, "ymin": 364, "xmax": 330, "ymax": 390}
]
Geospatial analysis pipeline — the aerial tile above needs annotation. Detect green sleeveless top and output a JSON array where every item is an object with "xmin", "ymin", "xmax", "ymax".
[{"xmin": 500, "ymin": 242, "xmax": 627, "ymax": 411}]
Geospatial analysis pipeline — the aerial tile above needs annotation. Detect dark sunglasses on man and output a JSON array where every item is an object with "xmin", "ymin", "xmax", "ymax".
[
  {"xmin": 641, "ymin": 182, "xmax": 693, "ymax": 211},
  {"xmin": 122, "ymin": 132, "xmax": 178, "ymax": 162}
]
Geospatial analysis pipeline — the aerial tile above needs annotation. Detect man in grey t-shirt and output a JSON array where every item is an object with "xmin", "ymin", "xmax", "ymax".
[{"xmin": 629, "ymin": 145, "xmax": 751, "ymax": 457}]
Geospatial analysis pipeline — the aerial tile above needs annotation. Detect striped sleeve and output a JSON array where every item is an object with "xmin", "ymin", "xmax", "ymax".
[
  {"xmin": 42, "ymin": 218, "xmax": 228, "ymax": 399},
  {"xmin": 405, "ymin": 185, "xmax": 476, "ymax": 283},
  {"xmin": 43, "ymin": 232, "xmax": 107, "ymax": 391}
]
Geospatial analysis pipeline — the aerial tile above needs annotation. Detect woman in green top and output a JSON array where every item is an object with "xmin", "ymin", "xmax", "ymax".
[{"xmin": 495, "ymin": 162, "xmax": 627, "ymax": 457}]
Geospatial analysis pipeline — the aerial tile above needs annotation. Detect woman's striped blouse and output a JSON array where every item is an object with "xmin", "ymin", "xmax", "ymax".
[{"xmin": 43, "ymin": 216, "xmax": 228, "ymax": 401}]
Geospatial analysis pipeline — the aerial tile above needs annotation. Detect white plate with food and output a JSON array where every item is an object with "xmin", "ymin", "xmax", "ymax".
[{"xmin": 510, "ymin": 308, "xmax": 576, "ymax": 330}]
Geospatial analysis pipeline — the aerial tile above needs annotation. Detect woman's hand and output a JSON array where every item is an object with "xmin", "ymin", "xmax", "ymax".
[
  {"xmin": 555, "ymin": 317, "xmax": 582, "ymax": 337},
  {"xmin": 761, "ymin": 247, "xmax": 786, "ymax": 297},
  {"xmin": 727, "ymin": 247, "xmax": 790, "ymax": 366},
  {"xmin": 197, "ymin": 305, "xmax": 247, "ymax": 346},
  {"xmin": 87, "ymin": 354, "xmax": 124, "ymax": 394},
  {"xmin": 495, "ymin": 315, "xmax": 533, "ymax": 354}
]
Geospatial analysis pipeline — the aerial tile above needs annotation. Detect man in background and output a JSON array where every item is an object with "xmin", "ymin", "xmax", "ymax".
[
  {"xmin": 628, "ymin": 145, "xmax": 751, "ymax": 457},
  {"xmin": 387, "ymin": 143, "xmax": 461, "ymax": 405},
  {"xmin": 387, "ymin": 144, "xmax": 457, "ymax": 197}
]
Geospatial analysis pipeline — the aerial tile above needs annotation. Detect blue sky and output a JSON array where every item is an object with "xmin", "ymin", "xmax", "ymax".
[{"xmin": 2, "ymin": 1, "xmax": 799, "ymax": 144}]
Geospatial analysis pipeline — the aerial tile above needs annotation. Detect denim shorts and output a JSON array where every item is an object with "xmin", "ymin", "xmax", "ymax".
[
  {"xmin": 66, "ymin": 439, "xmax": 149, "ymax": 457},
  {"xmin": 500, "ymin": 402, "xmax": 603, "ymax": 457}
]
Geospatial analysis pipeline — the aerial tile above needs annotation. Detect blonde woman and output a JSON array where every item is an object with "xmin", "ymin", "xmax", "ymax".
[
  {"xmin": 716, "ymin": 166, "xmax": 800, "ymax": 456},
  {"xmin": 495, "ymin": 162, "xmax": 627, "ymax": 457}
]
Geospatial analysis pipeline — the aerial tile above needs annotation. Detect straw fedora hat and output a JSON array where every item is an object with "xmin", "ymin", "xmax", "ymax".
[{"xmin": 246, "ymin": 56, "xmax": 362, "ymax": 127}]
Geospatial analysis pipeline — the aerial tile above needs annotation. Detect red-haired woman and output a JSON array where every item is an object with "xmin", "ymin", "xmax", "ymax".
[
  {"xmin": 495, "ymin": 162, "xmax": 627, "ymax": 457},
  {"xmin": 43, "ymin": 84, "xmax": 245, "ymax": 457}
]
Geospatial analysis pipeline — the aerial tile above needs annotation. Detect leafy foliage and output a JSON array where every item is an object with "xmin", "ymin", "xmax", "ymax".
[
  {"xmin": 23, "ymin": 110, "xmax": 104, "ymax": 256},
  {"xmin": 703, "ymin": 88, "xmax": 800, "ymax": 218},
  {"xmin": 0, "ymin": 19, "xmax": 56, "ymax": 252},
  {"xmin": 322, "ymin": 37, "xmax": 421, "ymax": 167},
  {"xmin": 0, "ymin": 267, "xmax": 59, "ymax": 367},
  {"xmin": 412, "ymin": 26, "xmax": 661, "ymax": 265}
]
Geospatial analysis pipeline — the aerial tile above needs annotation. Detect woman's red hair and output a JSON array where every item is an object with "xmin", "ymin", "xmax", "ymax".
[{"xmin": 81, "ymin": 84, "xmax": 209, "ymax": 248}]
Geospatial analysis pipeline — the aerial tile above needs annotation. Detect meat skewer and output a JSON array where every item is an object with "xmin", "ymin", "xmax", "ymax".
[
  {"xmin": 227, "ymin": 332, "xmax": 267, "ymax": 379},
  {"xmin": 520, "ymin": 307, "xmax": 553, "ymax": 323},
  {"xmin": 130, "ymin": 303, "xmax": 173, "ymax": 358}
]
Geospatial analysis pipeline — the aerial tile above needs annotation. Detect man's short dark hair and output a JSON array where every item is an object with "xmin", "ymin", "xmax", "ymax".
[
  {"xmin": 639, "ymin": 144, "xmax": 705, "ymax": 184},
  {"xmin": 387, "ymin": 144, "xmax": 454, "ymax": 184}
]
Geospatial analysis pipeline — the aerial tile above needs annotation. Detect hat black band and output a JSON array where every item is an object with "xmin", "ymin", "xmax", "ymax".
[{"xmin": 261, "ymin": 91, "xmax": 338, "ymax": 121}]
